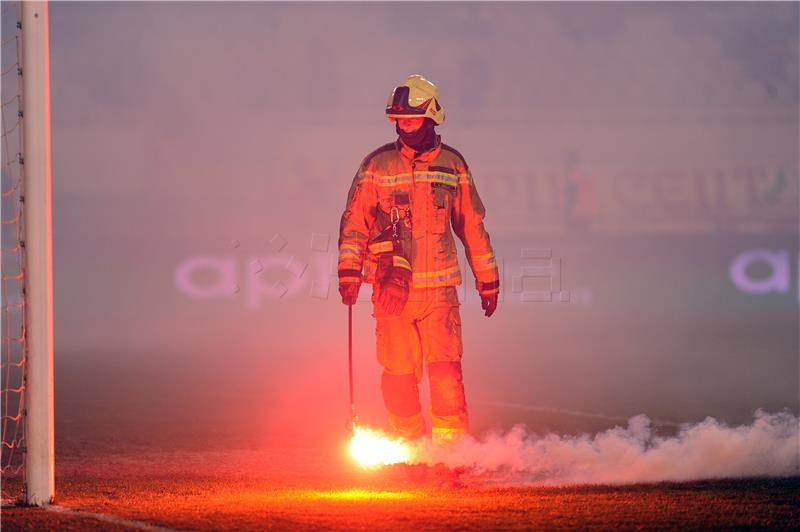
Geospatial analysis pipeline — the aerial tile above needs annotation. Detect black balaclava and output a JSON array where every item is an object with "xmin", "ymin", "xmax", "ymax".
[{"xmin": 396, "ymin": 118, "xmax": 438, "ymax": 154}]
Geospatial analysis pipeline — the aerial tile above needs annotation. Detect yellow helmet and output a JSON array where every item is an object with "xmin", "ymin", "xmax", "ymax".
[{"xmin": 385, "ymin": 74, "xmax": 445, "ymax": 125}]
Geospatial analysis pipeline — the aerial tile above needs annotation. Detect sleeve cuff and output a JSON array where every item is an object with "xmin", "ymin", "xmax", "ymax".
[
  {"xmin": 476, "ymin": 279, "xmax": 500, "ymax": 295},
  {"xmin": 338, "ymin": 269, "xmax": 363, "ymax": 283}
]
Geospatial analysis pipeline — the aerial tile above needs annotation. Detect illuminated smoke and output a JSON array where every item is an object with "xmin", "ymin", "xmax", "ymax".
[{"xmin": 412, "ymin": 410, "xmax": 799, "ymax": 485}]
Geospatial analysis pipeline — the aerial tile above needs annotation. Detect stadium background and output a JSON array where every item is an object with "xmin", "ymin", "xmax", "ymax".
[{"xmin": 44, "ymin": 2, "xmax": 798, "ymax": 451}]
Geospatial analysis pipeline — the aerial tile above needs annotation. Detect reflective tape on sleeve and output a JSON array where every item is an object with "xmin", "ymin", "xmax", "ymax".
[
  {"xmin": 340, "ymin": 243, "xmax": 363, "ymax": 257},
  {"xmin": 470, "ymin": 252, "xmax": 497, "ymax": 272}
]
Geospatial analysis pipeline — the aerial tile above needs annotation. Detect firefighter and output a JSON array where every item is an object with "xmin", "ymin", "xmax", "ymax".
[{"xmin": 337, "ymin": 74, "xmax": 499, "ymax": 446}]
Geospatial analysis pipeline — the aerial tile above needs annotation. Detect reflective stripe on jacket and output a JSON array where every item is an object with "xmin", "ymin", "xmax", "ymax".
[{"xmin": 338, "ymin": 138, "xmax": 499, "ymax": 293}]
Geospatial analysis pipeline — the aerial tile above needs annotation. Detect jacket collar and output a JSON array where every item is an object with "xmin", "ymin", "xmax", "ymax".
[{"xmin": 396, "ymin": 135, "xmax": 442, "ymax": 163}]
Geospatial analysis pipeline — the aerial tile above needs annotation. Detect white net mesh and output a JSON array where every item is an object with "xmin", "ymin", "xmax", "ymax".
[{"xmin": 1, "ymin": 0, "xmax": 27, "ymax": 503}]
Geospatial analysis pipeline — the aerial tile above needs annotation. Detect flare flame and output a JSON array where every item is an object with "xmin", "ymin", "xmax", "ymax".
[{"xmin": 349, "ymin": 425, "xmax": 412, "ymax": 467}]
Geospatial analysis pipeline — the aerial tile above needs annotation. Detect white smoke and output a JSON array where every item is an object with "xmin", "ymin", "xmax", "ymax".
[{"xmin": 413, "ymin": 410, "xmax": 800, "ymax": 485}]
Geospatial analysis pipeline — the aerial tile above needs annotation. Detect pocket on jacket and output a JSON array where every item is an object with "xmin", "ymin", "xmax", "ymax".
[
  {"xmin": 431, "ymin": 187, "xmax": 450, "ymax": 234},
  {"xmin": 378, "ymin": 191, "xmax": 394, "ymax": 215}
]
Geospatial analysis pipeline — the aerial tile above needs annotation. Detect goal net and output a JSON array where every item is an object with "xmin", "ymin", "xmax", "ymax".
[{"xmin": 1, "ymin": 0, "xmax": 27, "ymax": 503}]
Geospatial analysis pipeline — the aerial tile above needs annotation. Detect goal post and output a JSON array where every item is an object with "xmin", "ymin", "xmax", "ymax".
[{"xmin": 21, "ymin": 0, "xmax": 54, "ymax": 506}]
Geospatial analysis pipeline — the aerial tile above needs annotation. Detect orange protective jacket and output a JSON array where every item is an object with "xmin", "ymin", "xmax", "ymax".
[{"xmin": 338, "ymin": 137, "xmax": 500, "ymax": 295}]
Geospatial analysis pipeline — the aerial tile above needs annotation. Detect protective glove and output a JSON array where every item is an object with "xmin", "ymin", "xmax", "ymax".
[
  {"xmin": 477, "ymin": 280, "xmax": 499, "ymax": 318},
  {"xmin": 481, "ymin": 293, "xmax": 498, "ymax": 318},
  {"xmin": 339, "ymin": 281, "xmax": 361, "ymax": 306},
  {"xmin": 378, "ymin": 268, "xmax": 410, "ymax": 316}
]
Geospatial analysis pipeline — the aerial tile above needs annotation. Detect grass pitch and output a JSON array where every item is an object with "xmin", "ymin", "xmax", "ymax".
[{"xmin": 2, "ymin": 447, "xmax": 798, "ymax": 530}]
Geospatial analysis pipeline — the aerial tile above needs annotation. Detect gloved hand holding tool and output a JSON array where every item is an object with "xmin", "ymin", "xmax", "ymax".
[{"xmin": 339, "ymin": 281, "xmax": 361, "ymax": 306}]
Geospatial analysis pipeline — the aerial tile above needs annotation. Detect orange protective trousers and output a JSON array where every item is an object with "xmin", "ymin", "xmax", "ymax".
[{"xmin": 372, "ymin": 285, "xmax": 467, "ymax": 443}]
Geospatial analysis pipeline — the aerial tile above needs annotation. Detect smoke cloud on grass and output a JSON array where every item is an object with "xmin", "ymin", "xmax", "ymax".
[{"xmin": 414, "ymin": 410, "xmax": 799, "ymax": 485}]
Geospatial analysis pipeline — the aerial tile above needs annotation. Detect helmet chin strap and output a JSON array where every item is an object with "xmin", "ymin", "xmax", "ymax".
[{"xmin": 396, "ymin": 118, "xmax": 437, "ymax": 153}]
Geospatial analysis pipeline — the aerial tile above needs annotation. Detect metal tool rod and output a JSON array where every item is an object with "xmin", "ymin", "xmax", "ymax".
[{"xmin": 348, "ymin": 304, "xmax": 356, "ymax": 430}]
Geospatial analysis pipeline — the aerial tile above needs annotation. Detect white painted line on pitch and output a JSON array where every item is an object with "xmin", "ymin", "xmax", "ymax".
[
  {"xmin": 471, "ymin": 399, "xmax": 681, "ymax": 427},
  {"xmin": 46, "ymin": 505, "xmax": 178, "ymax": 531}
]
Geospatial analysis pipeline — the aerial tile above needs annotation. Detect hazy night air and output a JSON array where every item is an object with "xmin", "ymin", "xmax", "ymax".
[
  {"xmin": 1, "ymin": 3, "xmax": 794, "ymax": 525},
  {"xmin": 47, "ymin": 4, "xmax": 797, "ymax": 442}
]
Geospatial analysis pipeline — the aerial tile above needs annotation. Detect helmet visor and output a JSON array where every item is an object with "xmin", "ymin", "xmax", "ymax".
[{"xmin": 385, "ymin": 85, "xmax": 430, "ymax": 116}]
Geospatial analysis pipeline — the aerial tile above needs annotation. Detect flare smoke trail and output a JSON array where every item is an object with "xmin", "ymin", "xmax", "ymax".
[{"xmin": 414, "ymin": 410, "xmax": 799, "ymax": 485}]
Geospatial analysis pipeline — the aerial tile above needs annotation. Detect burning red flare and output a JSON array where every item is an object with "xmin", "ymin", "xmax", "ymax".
[{"xmin": 348, "ymin": 425, "xmax": 412, "ymax": 467}]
